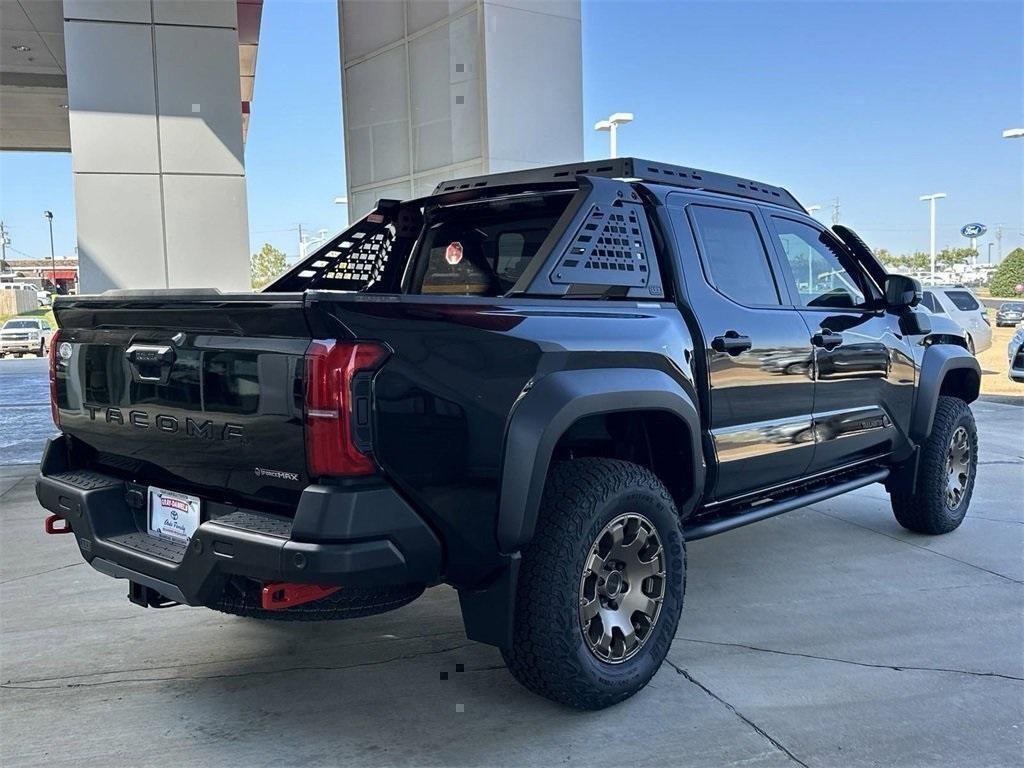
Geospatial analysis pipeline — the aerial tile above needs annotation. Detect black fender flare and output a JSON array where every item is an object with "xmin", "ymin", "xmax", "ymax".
[
  {"xmin": 909, "ymin": 343, "xmax": 980, "ymax": 442},
  {"xmin": 496, "ymin": 367, "xmax": 704, "ymax": 554}
]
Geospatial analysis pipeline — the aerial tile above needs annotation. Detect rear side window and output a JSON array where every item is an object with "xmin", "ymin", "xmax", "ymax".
[
  {"xmin": 412, "ymin": 194, "xmax": 571, "ymax": 296},
  {"xmin": 944, "ymin": 290, "xmax": 979, "ymax": 311},
  {"xmin": 689, "ymin": 206, "xmax": 780, "ymax": 306}
]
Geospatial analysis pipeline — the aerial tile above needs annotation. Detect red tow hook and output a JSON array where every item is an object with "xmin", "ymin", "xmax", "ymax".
[
  {"xmin": 44, "ymin": 514, "xmax": 72, "ymax": 534},
  {"xmin": 261, "ymin": 582, "xmax": 341, "ymax": 611}
]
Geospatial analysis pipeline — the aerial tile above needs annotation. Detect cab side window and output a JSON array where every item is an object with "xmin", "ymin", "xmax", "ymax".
[
  {"xmin": 771, "ymin": 217, "xmax": 869, "ymax": 309},
  {"xmin": 689, "ymin": 205, "xmax": 781, "ymax": 306}
]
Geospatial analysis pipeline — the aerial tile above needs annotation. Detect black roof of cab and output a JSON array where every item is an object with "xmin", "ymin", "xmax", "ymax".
[{"xmin": 433, "ymin": 157, "xmax": 805, "ymax": 213}]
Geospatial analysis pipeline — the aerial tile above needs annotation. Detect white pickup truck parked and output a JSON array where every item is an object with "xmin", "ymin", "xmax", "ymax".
[{"xmin": 0, "ymin": 317, "xmax": 55, "ymax": 357}]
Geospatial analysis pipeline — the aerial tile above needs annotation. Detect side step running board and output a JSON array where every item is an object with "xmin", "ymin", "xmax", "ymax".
[{"xmin": 684, "ymin": 468, "xmax": 890, "ymax": 541}]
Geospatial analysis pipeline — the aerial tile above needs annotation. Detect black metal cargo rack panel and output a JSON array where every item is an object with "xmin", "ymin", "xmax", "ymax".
[{"xmin": 433, "ymin": 157, "xmax": 804, "ymax": 213}]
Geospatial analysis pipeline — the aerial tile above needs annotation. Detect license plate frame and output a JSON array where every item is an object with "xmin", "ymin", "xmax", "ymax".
[{"xmin": 147, "ymin": 486, "xmax": 201, "ymax": 544}]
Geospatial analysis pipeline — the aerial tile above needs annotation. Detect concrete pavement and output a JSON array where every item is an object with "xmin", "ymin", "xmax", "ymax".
[{"xmin": 1, "ymin": 400, "xmax": 1021, "ymax": 767}]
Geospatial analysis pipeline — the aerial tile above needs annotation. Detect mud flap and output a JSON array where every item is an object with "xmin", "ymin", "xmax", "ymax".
[{"xmin": 457, "ymin": 553, "xmax": 520, "ymax": 649}]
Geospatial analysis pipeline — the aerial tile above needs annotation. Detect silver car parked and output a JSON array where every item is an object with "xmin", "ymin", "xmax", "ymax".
[
  {"xmin": 1009, "ymin": 324, "xmax": 1024, "ymax": 383},
  {"xmin": 919, "ymin": 286, "xmax": 992, "ymax": 355}
]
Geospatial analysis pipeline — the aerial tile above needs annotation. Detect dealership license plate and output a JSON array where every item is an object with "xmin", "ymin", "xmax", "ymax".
[{"xmin": 148, "ymin": 487, "xmax": 201, "ymax": 544}]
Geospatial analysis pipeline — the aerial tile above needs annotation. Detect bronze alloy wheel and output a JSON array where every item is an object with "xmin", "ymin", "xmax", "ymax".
[
  {"xmin": 945, "ymin": 425, "xmax": 971, "ymax": 510},
  {"xmin": 579, "ymin": 512, "xmax": 666, "ymax": 663}
]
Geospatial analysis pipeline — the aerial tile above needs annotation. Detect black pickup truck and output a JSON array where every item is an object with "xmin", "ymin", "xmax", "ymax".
[{"xmin": 37, "ymin": 158, "xmax": 981, "ymax": 709}]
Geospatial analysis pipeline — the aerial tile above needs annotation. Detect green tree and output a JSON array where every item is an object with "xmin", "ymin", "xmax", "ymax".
[
  {"xmin": 936, "ymin": 247, "xmax": 977, "ymax": 270},
  {"xmin": 990, "ymin": 247, "xmax": 1024, "ymax": 297},
  {"xmin": 887, "ymin": 251, "xmax": 930, "ymax": 272},
  {"xmin": 874, "ymin": 248, "xmax": 897, "ymax": 268},
  {"xmin": 250, "ymin": 243, "xmax": 287, "ymax": 289}
]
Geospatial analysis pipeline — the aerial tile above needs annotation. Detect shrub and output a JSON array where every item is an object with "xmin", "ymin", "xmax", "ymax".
[{"xmin": 990, "ymin": 248, "xmax": 1024, "ymax": 297}]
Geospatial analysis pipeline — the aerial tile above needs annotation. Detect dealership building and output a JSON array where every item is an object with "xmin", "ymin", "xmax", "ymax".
[{"xmin": 0, "ymin": 0, "xmax": 583, "ymax": 293}]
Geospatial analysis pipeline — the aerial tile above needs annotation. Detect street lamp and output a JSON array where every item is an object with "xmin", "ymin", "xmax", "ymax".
[
  {"xmin": 334, "ymin": 196, "xmax": 349, "ymax": 226},
  {"xmin": 1002, "ymin": 128, "xmax": 1024, "ymax": 139},
  {"xmin": 43, "ymin": 210, "xmax": 56, "ymax": 294},
  {"xmin": 803, "ymin": 206, "xmax": 822, "ymax": 287},
  {"xmin": 594, "ymin": 112, "xmax": 634, "ymax": 159},
  {"xmin": 919, "ymin": 193, "xmax": 946, "ymax": 284}
]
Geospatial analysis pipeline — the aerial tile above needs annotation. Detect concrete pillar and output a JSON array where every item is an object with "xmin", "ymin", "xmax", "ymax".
[
  {"xmin": 64, "ymin": 0, "xmax": 250, "ymax": 293},
  {"xmin": 339, "ymin": 0, "xmax": 583, "ymax": 220}
]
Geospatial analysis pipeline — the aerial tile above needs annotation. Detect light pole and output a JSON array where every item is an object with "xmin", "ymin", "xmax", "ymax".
[
  {"xmin": 594, "ymin": 112, "xmax": 634, "ymax": 159},
  {"xmin": 334, "ymin": 196, "xmax": 349, "ymax": 226},
  {"xmin": 804, "ymin": 206, "xmax": 821, "ymax": 287},
  {"xmin": 43, "ymin": 210, "xmax": 56, "ymax": 293},
  {"xmin": 987, "ymin": 243, "xmax": 994, "ymax": 265},
  {"xmin": 919, "ymin": 193, "xmax": 946, "ymax": 284}
]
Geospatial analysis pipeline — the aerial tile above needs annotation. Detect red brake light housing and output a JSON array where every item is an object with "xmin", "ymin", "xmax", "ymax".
[
  {"xmin": 304, "ymin": 340, "xmax": 389, "ymax": 477},
  {"xmin": 48, "ymin": 330, "xmax": 61, "ymax": 427}
]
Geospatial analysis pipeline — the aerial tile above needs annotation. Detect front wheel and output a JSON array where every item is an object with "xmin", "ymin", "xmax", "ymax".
[
  {"xmin": 890, "ymin": 396, "xmax": 977, "ymax": 534},
  {"xmin": 502, "ymin": 458, "xmax": 685, "ymax": 710}
]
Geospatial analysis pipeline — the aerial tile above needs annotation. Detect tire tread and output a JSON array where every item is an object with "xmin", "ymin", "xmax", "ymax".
[{"xmin": 502, "ymin": 458, "xmax": 684, "ymax": 709}]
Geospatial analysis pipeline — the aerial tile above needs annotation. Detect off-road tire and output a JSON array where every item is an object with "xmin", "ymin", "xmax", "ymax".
[
  {"xmin": 210, "ymin": 580, "xmax": 424, "ymax": 621},
  {"xmin": 891, "ymin": 396, "xmax": 977, "ymax": 534},
  {"xmin": 501, "ymin": 458, "xmax": 685, "ymax": 710}
]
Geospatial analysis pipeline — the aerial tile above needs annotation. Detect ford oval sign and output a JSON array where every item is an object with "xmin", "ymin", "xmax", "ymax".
[{"xmin": 961, "ymin": 223, "xmax": 986, "ymax": 238}]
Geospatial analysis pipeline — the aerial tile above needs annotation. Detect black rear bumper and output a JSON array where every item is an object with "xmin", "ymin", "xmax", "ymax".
[{"xmin": 35, "ymin": 437, "xmax": 442, "ymax": 607}]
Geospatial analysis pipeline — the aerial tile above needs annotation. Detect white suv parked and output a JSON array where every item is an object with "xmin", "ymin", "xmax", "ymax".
[{"xmin": 919, "ymin": 286, "xmax": 992, "ymax": 355}]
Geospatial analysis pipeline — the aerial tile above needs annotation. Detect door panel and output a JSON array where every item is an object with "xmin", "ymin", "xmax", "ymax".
[
  {"xmin": 764, "ymin": 214, "xmax": 916, "ymax": 471},
  {"xmin": 668, "ymin": 197, "xmax": 815, "ymax": 500}
]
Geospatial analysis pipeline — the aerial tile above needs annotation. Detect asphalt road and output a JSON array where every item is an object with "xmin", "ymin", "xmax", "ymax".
[
  {"xmin": 0, "ymin": 357, "xmax": 54, "ymax": 466},
  {"xmin": 0, "ymin": 370, "xmax": 1021, "ymax": 767}
]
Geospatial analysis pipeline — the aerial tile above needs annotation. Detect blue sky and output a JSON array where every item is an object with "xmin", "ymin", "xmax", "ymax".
[{"xmin": 1, "ymin": 0, "xmax": 1021, "ymax": 265}]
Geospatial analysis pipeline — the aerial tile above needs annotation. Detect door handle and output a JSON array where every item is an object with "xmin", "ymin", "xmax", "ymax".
[
  {"xmin": 811, "ymin": 331, "xmax": 843, "ymax": 350},
  {"xmin": 125, "ymin": 344, "xmax": 175, "ymax": 384},
  {"xmin": 711, "ymin": 331, "xmax": 752, "ymax": 356}
]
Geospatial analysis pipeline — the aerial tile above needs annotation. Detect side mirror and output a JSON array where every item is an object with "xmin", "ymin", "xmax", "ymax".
[{"xmin": 885, "ymin": 274, "xmax": 922, "ymax": 310}]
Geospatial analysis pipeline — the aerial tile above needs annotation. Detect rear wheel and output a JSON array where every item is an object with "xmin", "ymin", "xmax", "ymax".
[
  {"xmin": 502, "ymin": 458, "xmax": 685, "ymax": 710},
  {"xmin": 890, "ymin": 396, "xmax": 977, "ymax": 534}
]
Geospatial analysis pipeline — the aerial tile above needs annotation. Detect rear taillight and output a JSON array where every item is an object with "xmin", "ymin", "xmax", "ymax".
[
  {"xmin": 304, "ymin": 340, "xmax": 388, "ymax": 477},
  {"xmin": 48, "ymin": 330, "xmax": 61, "ymax": 427}
]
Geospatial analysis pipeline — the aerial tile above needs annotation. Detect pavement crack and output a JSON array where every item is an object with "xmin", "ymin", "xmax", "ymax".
[
  {"xmin": 966, "ymin": 515, "xmax": 1023, "ymax": 525},
  {"xmin": 664, "ymin": 658, "xmax": 810, "ymax": 768},
  {"xmin": 676, "ymin": 637, "xmax": 1024, "ymax": 682},
  {"xmin": 0, "ymin": 562, "xmax": 84, "ymax": 585},
  {"xmin": 0, "ymin": 475, "xmax": 30, "ymax": 500},
  {"xmin": 813, "ymin": 509, "xmax": 1023, "ymax": 585},
  {"xmin": 1, "ymin": 641, "xmax": 475, "ymax": 691}
]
